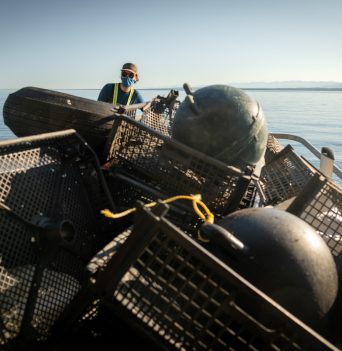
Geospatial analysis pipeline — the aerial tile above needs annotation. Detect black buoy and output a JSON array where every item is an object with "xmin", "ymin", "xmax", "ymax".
[
  {"xmin": 202, "ymin": 208, "xmax": 338, "ymax": 325},
  {"xmin": 172, "ymin": 84, "xmax": 268, "ymax": 169}
]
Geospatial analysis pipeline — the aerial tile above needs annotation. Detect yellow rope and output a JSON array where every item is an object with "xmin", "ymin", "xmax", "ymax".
[{"xmin": 101, "ymin": 194, "xmax": 214, "ymax": 225}]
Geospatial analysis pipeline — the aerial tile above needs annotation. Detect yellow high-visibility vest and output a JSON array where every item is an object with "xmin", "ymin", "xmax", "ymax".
[{"xmin": 112, "ymin": 83, "xmax": 134, "ymax": 106}]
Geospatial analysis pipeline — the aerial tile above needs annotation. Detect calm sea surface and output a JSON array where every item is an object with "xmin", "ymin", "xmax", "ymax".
[{"xmin": 1, "ymin": 88, "xmax": 341, "ymax": 173}]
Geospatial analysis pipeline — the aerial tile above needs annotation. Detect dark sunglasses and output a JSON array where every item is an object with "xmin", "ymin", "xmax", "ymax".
[{"xmin": 121, "ymin": 70, "xmax": 135, "ymax": 79}]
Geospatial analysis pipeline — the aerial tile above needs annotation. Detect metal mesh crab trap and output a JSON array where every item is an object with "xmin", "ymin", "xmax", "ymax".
[
  {"xmin": 259, "ymin": 135, "xmax": 342, "ymax": 260},
  {"xmin": 110, "ymin": 89, "xmax": 180, "ymax": 138},
  {"xmin": 62, "ymin": 205, "xmax": 338, "ymax": 351},
  {"xmin": 104, "ymin": 115, "xmax": 252, "ymax": 218},
  {"xmin": 259, "ymin": 144, "xmax": 316, "ymax": 206},
  {"xmin": 0, "ymin": 130, "xmax": 119, "ymax": 348},
  {"xmin": 105, "ymin": 170, "xmax": 202, "ymax": 234},
  {"xmin": 264, "ymin": 134, "xmax": 285, "ymax": 164},
  {"xmin": 286, "ymin": 173, "xmax": 342, "ymax": 258},
  {"xmin": 225, "ymin": 135, "xmax": 285, "ymax": 211},
  {"xmin": 138, "ymin": 90, "xmax": 180, "ymax": 136}
]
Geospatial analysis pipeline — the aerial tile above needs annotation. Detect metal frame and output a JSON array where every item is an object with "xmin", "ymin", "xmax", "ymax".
[
  {"xmin": 271, "ymin": 133, "xmax": 342, "ymax": 180},
  {"xmin": 58, "ymin": 205, "xmax": 338, "ymax": 351}
]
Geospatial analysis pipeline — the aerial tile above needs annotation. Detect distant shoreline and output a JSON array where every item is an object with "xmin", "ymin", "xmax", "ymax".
[
  {"xmin": 1, "ymin": 87, "xmax": 342, "ymax": 92},
  {"xmin": 238, "ymin": 87, "xmax": 342, "ymax": 91},
  {"xmin": 141, "ymin": 87, "xmax": 342, "ymax": 91},
  {"xmin": 140, "ymin": 87, "xmax": 342, "ymax": 92}
]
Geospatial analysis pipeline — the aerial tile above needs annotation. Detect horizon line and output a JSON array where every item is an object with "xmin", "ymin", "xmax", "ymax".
[{"xmin": 1, "ymin": 85, "xmax": 342, "ymax": 91}]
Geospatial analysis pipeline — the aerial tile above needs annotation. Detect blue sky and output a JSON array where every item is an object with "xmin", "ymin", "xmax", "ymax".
[{"xmin": 0, "ymin": 0, "xmax": 341, "ymax": 89}]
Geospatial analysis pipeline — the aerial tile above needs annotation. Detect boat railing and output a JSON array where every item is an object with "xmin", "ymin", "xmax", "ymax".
[{"xmin": 271, "ymin": 133, "xmax": 342, "ymax": 180}]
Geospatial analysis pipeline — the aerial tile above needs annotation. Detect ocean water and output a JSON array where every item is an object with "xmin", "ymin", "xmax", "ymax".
[{"xmin": 1, "ymin": 87, "xmax": 341, "ymax": 173}]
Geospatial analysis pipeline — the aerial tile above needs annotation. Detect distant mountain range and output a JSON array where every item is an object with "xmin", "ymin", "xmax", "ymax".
[{"xmin": 230, "ymin": 81, "xmax": 342, "ymax": 89}]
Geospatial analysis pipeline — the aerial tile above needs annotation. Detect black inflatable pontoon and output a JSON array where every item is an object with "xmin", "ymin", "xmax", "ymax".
[{"xmin": 3, "ymin": 87, "xmax": 117, "ymax": 156}]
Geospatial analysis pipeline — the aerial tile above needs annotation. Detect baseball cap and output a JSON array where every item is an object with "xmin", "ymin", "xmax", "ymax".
[{"xmin": 121, "ymin": 63, "xmax": 138, "ymax": 74}]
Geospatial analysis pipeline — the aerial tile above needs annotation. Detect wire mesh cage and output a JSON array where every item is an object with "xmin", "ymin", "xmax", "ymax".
[
  {"xmin": 105, "ymin": 170, "xmax": 205, "ymax": 234},
  {"xmin": 104, "ymin": 115, "xmax": 252, "ymax": 218},
  {"xmin": 70, "ymin": 205, "xmax": 338, "ymax": 351},
  {"xmin": 111, "ymin": 89, "xmax": 180, "ymax": 137},
  {"xmin": 139, "ymin": 90, "xmax": 180, "ymax": 136},
  {"xmin": 264, "ymin": 134, "xmax": 285, "ymax": 164},
  {"xmin": 286, "ymin": 173, "xmax": 342, "ymax": 258},
  {"xmin": 228, "ymin": 135, "xmax": 286, "ymax": 210},
  {"xmin": 0, "ymin": 130, "xmax": 119, "ymax": 348},
  {"xmin": 276, "ymin": 165, "xmax": 342, "ymax": 348},
  {"xmin": 259, "ymin": 144, "xmax": 316, "ymax": 206}
]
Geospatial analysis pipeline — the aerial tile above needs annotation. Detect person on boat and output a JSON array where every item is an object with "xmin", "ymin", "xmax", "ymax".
[{"xmin": 97, "ymin": 62, "xmax": 144, "ymax": 106}]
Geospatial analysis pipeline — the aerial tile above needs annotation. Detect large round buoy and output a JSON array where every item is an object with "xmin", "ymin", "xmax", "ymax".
[
  {"xmin": 172, "ymin": 84, "xmax": 268, "ymax": 169},
  {"xmin": 201, "ymin": 208, "xmax": 338, "ymax": 325}
]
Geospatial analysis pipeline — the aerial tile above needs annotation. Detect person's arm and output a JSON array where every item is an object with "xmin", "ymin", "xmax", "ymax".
[{"xmin": 97, "ymin": 84, "xmax": 112, "ymax": 102}]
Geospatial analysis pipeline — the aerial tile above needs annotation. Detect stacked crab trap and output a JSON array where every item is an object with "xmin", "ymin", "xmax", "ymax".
[
  {"xmin": 261, "ymin": 135, "xmax": 342, "ymax": 260},
  {"xmin": 102, "ymin": 114, "xmax": 253, "ymax": 234},
  {"xmin": 0, "ymin": 130, "xmax": 119, "ymax": 349},
  {"xmin": 54, "ymin": 100, "xmax": 341, "ymax": 350},
  {"xmin": 54, "ymin": 204, "xmax": 339, "ymax": 351},
  {"xmin": 1, "ymin": 89, "xmax": 342, "ymax": 351}
]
